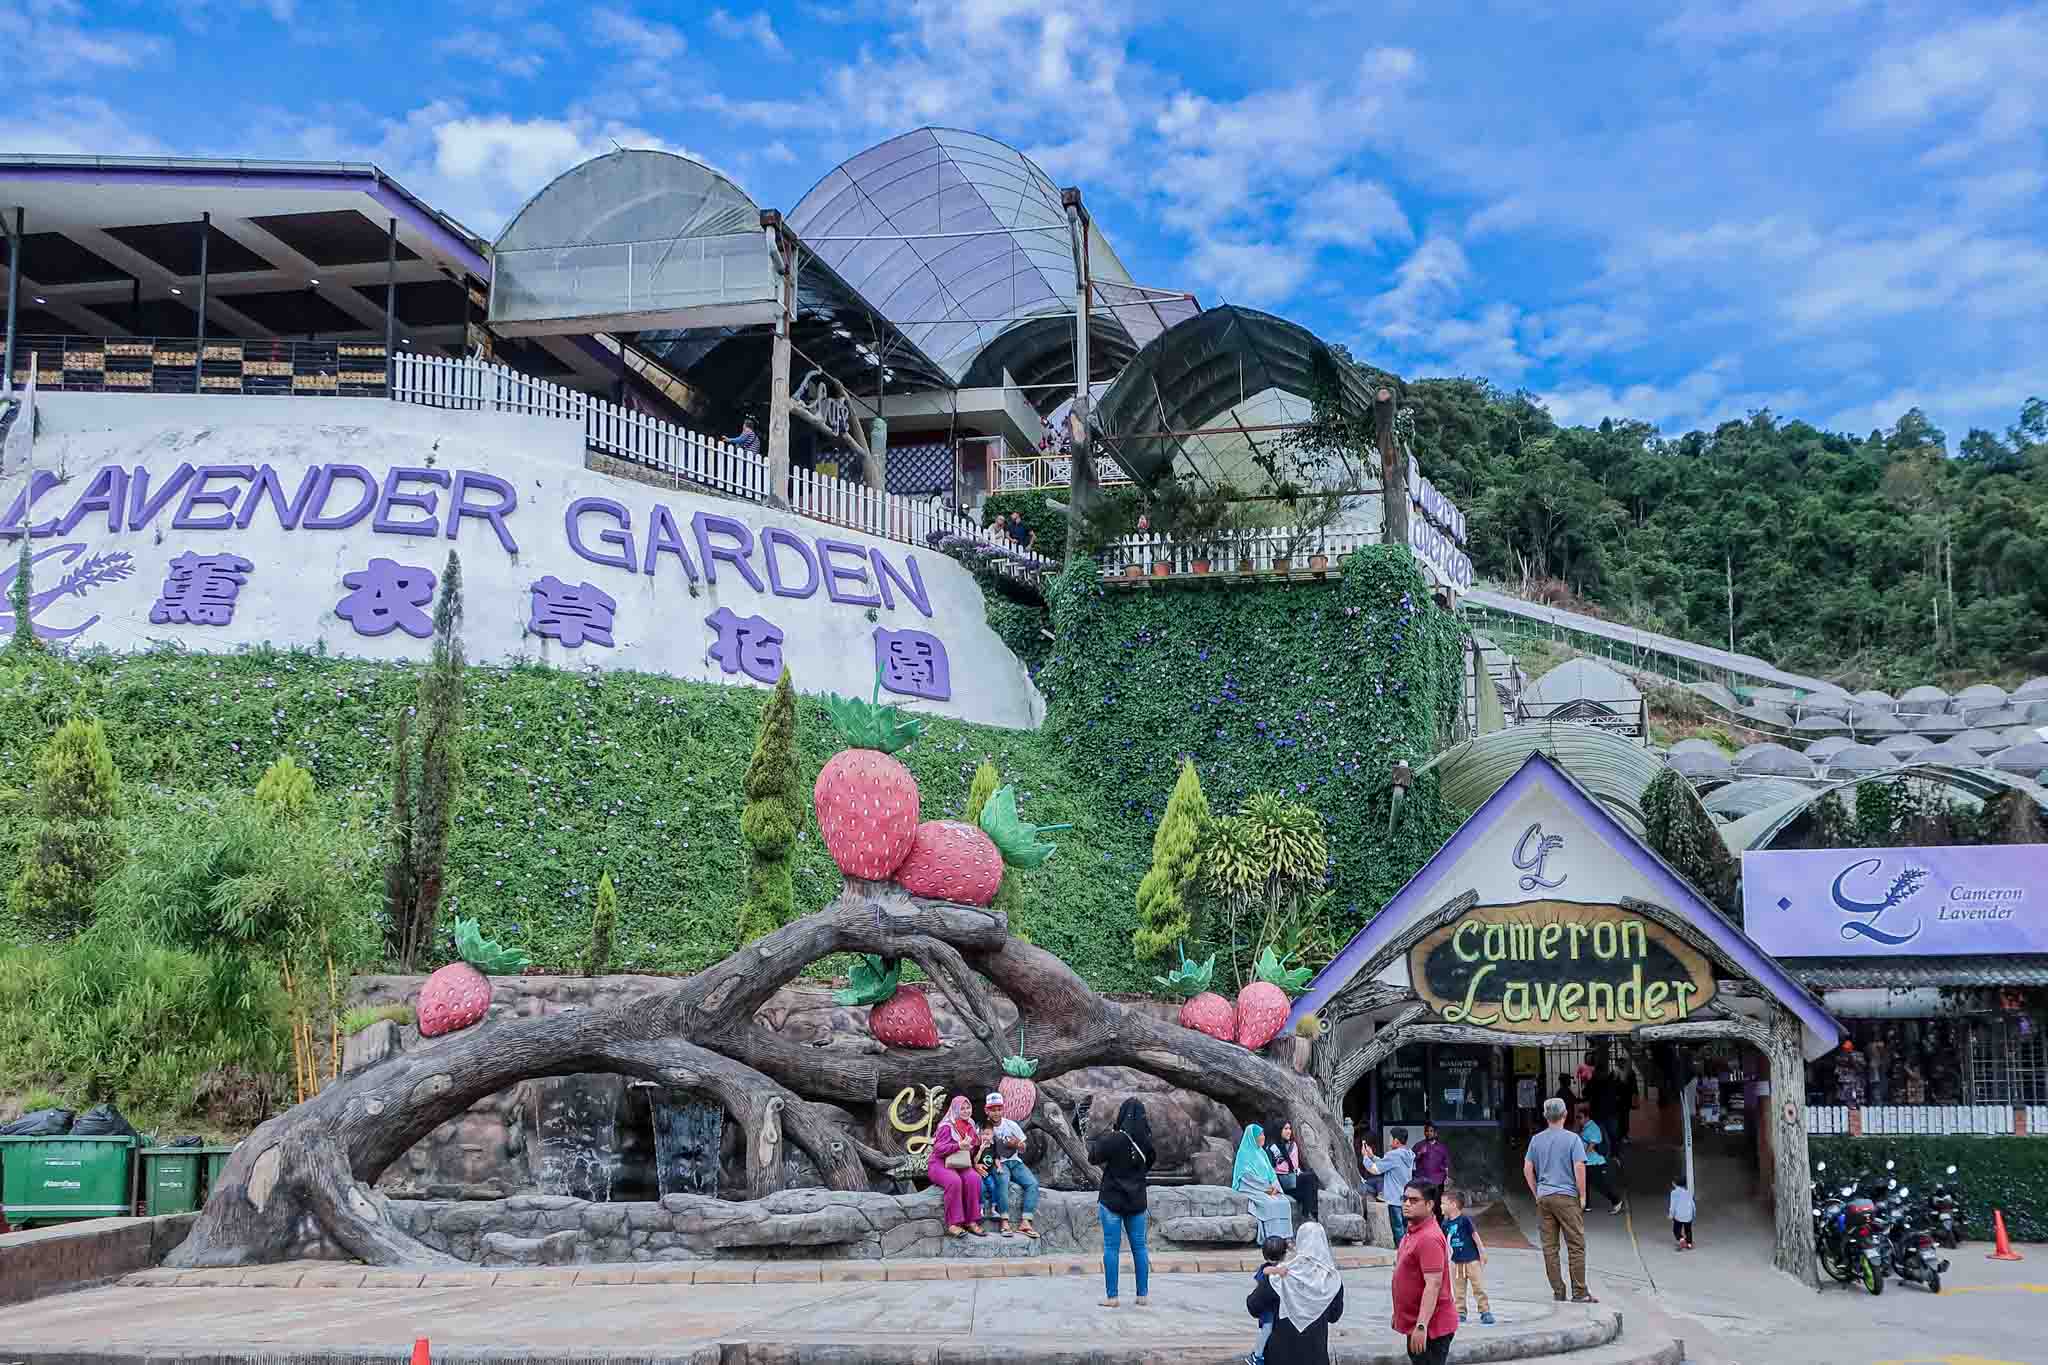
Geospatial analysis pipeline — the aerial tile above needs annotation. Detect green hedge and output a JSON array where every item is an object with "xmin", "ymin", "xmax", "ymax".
[
  {"xmin": 1810, "ymin": 1135, "xmax": 2048, "ymax": 1242},
  {"xmin": 1039, "ymin": 545, "xmax": 1467, "ymax": 967},
  {"xmin": 0, "ymin": 648, "xmax": 1157, "ymax": 989}
]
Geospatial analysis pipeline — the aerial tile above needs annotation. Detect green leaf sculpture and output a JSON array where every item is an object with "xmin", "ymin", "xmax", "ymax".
[
  {"xmin": 1001, "ymin": 1050, "xmax": 1039, "ymax": 1079},
  {"xmin": 453, "ymin": 916, "xmax": 530, "ymax": 975},
  {"xmin": 1254, "ymin": 945, "xmax": 1313, "ymax": 995},
  {"xmin": 1152, "ymin": 944, "xmax": 1216, "ymax": 998},
  {"xmin": 822, "ymin": 664, "xmax": 924, "ymax": 754},
  {"xmin": 976, "ymin": 784, "xmax": 1058, "ymax": 867},
  {"xmin": 832, "ymin": 953, "xmax": 902, "ymax": 1007}
]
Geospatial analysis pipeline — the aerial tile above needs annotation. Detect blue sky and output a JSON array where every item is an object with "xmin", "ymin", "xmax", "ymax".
[{"xmin": 6, "ymin": 0, "xmax": 2044, "ymax": 444}]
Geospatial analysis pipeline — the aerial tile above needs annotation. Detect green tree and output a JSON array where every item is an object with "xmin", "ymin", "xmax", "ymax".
[
  {"xmin": 1133, "ymin": 760, "xmax": 1209, "ymax": 961},
  {"xmin": 385, "ymin": 551, "xmax": 466, "ymax": 970},
  {"xmin": 966, "ymin": 760, "xmax": 1001, "ymax": 825},
  {"xmin": 736, "ymin": 668, "xmax": 802, "ymax": 944},
  {"xmin": 585, "ymin": 871, "xmax": 617, "ymax": 975},
  {"xmin": 7, "ymin": 715, "xmax": 123, "ymax": 930},
  {"xmin": 1641, "ymin": 769, "xmax": 1737, "ymax": 922},
  {"xmin": 9, "ymin": 539, "xmax": 36, "ymax": 654}
]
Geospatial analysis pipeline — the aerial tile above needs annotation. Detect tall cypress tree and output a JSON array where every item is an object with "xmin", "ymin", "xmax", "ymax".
[
  {"xmin": 386, "ymin": 551, "xmax": 466, "ymax": 970},
  {"xmin": 8, "ymin": 714, "xmax": 123, "ymax": 930},
  {"xmin": 736, "ymin": 668, "xmax": 802, "ymax": 944},
  {"xmin": 1134, "ymin": 759, "xmax": 1209, "ymax": 960},
  {"xmin": 10, "ymin": 539, "xmax": 38, "ymax": 653}
]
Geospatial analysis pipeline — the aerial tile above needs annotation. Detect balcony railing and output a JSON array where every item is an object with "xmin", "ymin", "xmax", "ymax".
[
  {"xmin": 994, "ymin": 451, "xmax": 1133, "ymax": 492},
  {"xmin": 9, "ymin": 334, "xmax": 390, "ymax": 396},
  {"xmin": 1806, "ymin": 1103, "xmax": 2040, "ymax": 1136},
  {"xmin": 1098, "ymin": 526, "xmax": 1383, "ymax": 581}
]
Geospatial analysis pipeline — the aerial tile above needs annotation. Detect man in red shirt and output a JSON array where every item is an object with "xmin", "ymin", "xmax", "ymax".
[{"xmin": 1390, "ymin": 1182, "xmax": 1459, "ymax": 1364}]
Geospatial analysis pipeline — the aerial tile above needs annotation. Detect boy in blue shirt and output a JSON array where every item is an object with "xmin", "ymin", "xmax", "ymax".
[{"xmin": 1441, "ymin": 1188, "xmax": 1494, "ymax": 1325}]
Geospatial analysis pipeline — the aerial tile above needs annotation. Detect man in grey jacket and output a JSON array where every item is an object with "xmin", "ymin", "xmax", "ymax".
[{"xmin": 1362, "ymin": 1127, "xmax": 1418, "ymax": 1242}]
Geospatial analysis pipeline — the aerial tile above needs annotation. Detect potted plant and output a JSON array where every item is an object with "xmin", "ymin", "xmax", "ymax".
[{"xmin": 1308, "ymin": 531, "xmax": 1331, "ymax": 573}]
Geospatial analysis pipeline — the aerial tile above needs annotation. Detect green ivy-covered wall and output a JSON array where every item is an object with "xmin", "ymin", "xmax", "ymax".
[{"xmin": 1039, "ymin": 545, "xmax": 1468, "ymax": 964}]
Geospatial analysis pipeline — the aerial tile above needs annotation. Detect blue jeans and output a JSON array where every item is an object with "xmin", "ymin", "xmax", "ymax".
[
  {"xmin": 1098, "ymin": 1204, "xmax": 1149, "ymax": 1299},
  {"xmin": 1388, "ymin": 1202, "xmax": 1407, "ymax": 1244},
  {"xmin": 990, "ymin": 1157, "xmax": 1039, "ymax": 1217}
]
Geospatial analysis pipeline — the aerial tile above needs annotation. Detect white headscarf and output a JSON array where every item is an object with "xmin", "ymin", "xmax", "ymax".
[{"xmin": 1276, "ymin": 1221, "xmax": 1343, "ymax": 1331}]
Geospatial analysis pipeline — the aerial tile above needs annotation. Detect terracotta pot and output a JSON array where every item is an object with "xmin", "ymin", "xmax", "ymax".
[
  {"xmin": 1191, "ymin": 558, "xmax": 1212, "ymax": 574},
  {"xmin": 1237, "ymin": 559, "xmax": 1255, "ymax": 574},
  {"xmin": 1272, "ymin": 557, "xmax": 1292, "ymax": 573},
  {"xmin": 1310, "ymin": 553, "xmax": 1330, "ymax": 571},
  {"xmin": 1151, "ymin": 561, "xmax": 1172, "ymax": 577},
  {"xmin": 1123, "ymin": 564, "xmax": 1144, "ymax": 579}
]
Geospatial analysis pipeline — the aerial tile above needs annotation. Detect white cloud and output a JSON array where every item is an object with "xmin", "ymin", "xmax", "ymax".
[
  {"xmin": 1833, "ymin": 8, "xmax": 2048, "ymax": 141},
  {"xmin": 709, "ymin": 8, "xmax": 787, "ymax": 58},
  {"xmin": 433, "ymin": 26, "xmax": 559, "ymax": 79},
  {"xmin": 1294, "ymin": 177, "xmax": 1411, "ymax": 251},
  {"xmin": 589, "ymin": 7, "xmax": 691, "ymax": 110},
  {"xmin": 1657, "ymin": 0, "xmax": 1869, "ymax": 44},
  {"xmin": 1360, "ymin": 234, "xmax": 1470, "ymax": 344},
  {"xmin": 1536, "ymin": 360, "xmax": 1791, "ymax": 434},
  {"xmin": 1825, "ymin": 370, "xmax": 2044, "ymax": 442},
  {"xmin": 0, "ymin": 94, "xmax": 167, "ymax": 156},
  {"xmin": 0, "ymin": 1, "xmax": 163, "ymax": 78},
  {"xmin": 1184, "ymin": 240, "xmax": 1312, "ymax": 304}
]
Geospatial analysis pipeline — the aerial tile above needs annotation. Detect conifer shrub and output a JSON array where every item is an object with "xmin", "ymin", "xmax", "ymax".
[
  {"xmin": 585, "ymin": 871, "xmax": 618, "ymax": 975},
  {"xmin": 737, "ymin": 668, "xmax": 802, "ymax": 944},
  {"xmin": 8, "ymin": 715, "xmax": 123, "ymax": 930},
  {"xmin": 1134, "ymin": 760, "xmax": 1209, "ymax": 961}
]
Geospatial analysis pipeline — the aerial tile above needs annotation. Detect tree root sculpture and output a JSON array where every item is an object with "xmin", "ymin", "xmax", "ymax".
[{"xmin": 171, "ymin": 882, "xmax": 1355, "ymax": 1268}]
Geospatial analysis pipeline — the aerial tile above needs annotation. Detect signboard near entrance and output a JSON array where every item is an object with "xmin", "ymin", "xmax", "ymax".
[{"xmin": 1409, "ymin": 900, "xmax": 1716, "ymax": 1034}]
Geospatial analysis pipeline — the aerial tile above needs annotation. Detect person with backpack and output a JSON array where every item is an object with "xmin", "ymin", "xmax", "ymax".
[{"xmin": 1575, "ymin": 1104, "xmax": 1624, "ymax": 1214}]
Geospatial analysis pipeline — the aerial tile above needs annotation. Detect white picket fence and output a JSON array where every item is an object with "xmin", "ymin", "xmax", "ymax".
[
  {"xmin": 1102, "ymin": 526, "xmax": 1383, "ymax": 575},
  {"xmin": 391, "ymin": 353, "xmax": 769, "ymax": 501},
  {"xmin": 1805, "ymin": 1104, "xmax": 2026, "ymax": 1136}
]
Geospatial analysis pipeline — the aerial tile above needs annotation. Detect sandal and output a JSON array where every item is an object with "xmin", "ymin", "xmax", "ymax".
[
  {"xmin": 1571, "ymin": 1292, "xmax": 1600, "ymax": 1304},
  {"xmin": 1100, "ymin": 1297, "xmax": 1119, "ymax": 1308},
  {"xmin": 1020, "ymin": 1217, "xmax": 1038, "ymax": 1238},
  {"xmin": 999, "ymin": 1219, "xmax": 1012, "ymax": 1236},
  {"xmin": 947, "ymin": 1225, "xmax": 965, "ymax": 1238},
  {"xmin": 968, "ymin": 1222, "xmax": 988, "ymax": 1236}
]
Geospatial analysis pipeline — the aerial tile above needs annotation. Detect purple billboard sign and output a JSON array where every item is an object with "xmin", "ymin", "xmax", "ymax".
[{"xmin": 1742, "ymin": 844, "xmax": 2048, "ymax": 957}]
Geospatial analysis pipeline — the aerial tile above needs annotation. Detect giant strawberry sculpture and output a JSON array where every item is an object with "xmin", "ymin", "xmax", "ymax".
[
  {"xmin": 417, "ymin": 917, "xmax": 530, "ymax": 1037},
  {"xmin": 1235, "ymin": 947, "xmax": 1313, "ymax": 1050},
  {"xmin": 832, "ymin": 954, "xmax": 940, "ymax": 1048},
  {"xmin": 1156, "ymin": 946, "xmax": 1235, "ymax": 1042},
  {"xmin": 813, "ymin": 674, "xmax": 924, "ymax": 879}
]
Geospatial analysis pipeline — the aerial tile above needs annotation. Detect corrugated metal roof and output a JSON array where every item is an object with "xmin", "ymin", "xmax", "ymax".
[{"xmin": 1787, "ymin": 956, "xmax": 2048, "ymax": 989}]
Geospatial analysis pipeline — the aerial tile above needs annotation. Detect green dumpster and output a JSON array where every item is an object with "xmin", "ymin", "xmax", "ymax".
[
  {"xmin": 0, "ymin": 1134, "xmax": 135, "ymax": 1226},
  {"xmin": 140, "ymin": 1147, "xmax": 202, "ymax": 1216},
  {"xmin": 202, "ymin": 1144, "xmax": 237, "ymax": 1197}
]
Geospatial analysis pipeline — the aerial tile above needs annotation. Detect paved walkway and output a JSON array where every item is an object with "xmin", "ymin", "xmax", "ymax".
[{"xmin": 4, "ymin": 1251, "xmax": 1626, "ymax": 1365}]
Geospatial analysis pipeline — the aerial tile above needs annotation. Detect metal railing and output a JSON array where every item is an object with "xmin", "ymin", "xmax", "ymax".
[
  {"xmin": 8, "ymin": 334, "xmax": 389, "ymax": 396},
  {"xmin": 391, "ymin": 353, "xmax": 769, "ymax": 502},
  {"xmin": 994, "ymin": 451, "xmax": 1133, "ymax": 491},
  {"xmin": 1806, "ymin": 1103, "xmax": 2030, "ymax": 1136},
  {"xmin": 1100, "ymin": 526, "xmax": 1382, "ymax": 577}
]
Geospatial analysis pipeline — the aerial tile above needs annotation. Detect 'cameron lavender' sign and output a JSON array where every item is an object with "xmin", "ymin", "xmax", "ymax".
[
  {"xmin": 1741, "ymin": 844, "xmax": 2048, "ymax": 957},
  {"xmin": 0, "ymin": 404, "xmax": 1043, "ymax": 729}
]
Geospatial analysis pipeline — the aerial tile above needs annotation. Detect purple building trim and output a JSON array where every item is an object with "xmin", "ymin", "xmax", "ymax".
[
  {"xmin": 2, "ymin": 163, "xmax": 489, "ymax": 281},
  {"xmin": 1288, "ymin": 752, "xmax": 1839, "ymax": 1043}
]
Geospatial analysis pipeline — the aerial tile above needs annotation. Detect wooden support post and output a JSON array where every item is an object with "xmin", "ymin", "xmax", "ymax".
[
  {"xmin": 1375, "ymin": 387, "xmax": 1408, "ymax": 551},
  {"xmin": 762, "ymin": 211, "xmax": 793, "ymax": 507},
  {"xmin": 1765, "ymin": 1004, "xmax": 1819, "ymax": 1286},
  {"xmin": 1061, "ymin": 188, "xmax": 1095, "ymax": 561}
]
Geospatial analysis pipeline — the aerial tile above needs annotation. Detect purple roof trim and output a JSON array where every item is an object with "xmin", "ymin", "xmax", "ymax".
[
  {"xmin": 1288, "ymin": 751, "xmax": 1839, "ymax": 1042},
  {"xmin": 1, "ymin": 163, "xmax": 489, "ymax": 282}
]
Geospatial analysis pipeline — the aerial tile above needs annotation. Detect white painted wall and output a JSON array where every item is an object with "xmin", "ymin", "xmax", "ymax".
[{"xmin": 5, "ymin": 393, "xmax": 1045, "ymax": 730}]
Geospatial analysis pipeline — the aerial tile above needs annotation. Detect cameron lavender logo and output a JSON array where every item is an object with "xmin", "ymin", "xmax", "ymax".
[
  {"xmin": 0, "ymin": 543, "xmax": 137, "ymax": 642},
  {"xmin": 1820, "ymin": 857, "xmax": 1930, "ymax": 947}
]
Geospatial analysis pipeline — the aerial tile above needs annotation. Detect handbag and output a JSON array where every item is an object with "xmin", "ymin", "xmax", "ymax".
[{"xmin": 945, "ymin": 1149, "xmax": 972, "ymax": 1170}]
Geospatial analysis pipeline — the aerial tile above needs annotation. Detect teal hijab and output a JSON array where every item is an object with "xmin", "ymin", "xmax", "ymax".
[{"xmin": 1233, "ymin": 1124, "xmax": 1277, "ymax": 1191}]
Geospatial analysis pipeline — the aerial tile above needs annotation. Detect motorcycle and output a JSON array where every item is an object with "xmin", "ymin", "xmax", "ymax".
[
  {"xmin": 1926, "ymin": 1164, "xmax": 1963, "ymax": 1248},
  {"xmin": 1812, "ymin": 1160, "xmax": 1889, "ymax": 1295},
  {"xmin": 1881, "ymin": 1176, "xmax": 1950, "ymax": 1293}
]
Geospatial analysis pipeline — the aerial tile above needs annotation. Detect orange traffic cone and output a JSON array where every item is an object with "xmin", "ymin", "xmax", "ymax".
[
  {"xmin": 410, "ymin": 1339, "xmax": 430, "ymax": 1365},
  {"xmin": 1988, "ymin": 1209, "xmax": 2024, "ymax": 1261}
]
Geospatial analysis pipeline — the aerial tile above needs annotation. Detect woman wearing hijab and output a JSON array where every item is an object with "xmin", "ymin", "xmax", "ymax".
[
  {"xmin": 1268, "ymin": 1119, "xmax": 1324, "ymax": 1222},
  {"xmin": 1235, "ymin": 1124, "xmax": 1297, "ymax": 1242},
  {"xmin": 1246, "ymin": 1221, "xmax": 1346, "ymax": 1365},
  {"xmin": 928, "ymin": 1094, "xmax": 986, "ymax": 1237},
  {"xmin": 1087, "ymin": 1098, "xmax": 1155, "ymax": 1307}
]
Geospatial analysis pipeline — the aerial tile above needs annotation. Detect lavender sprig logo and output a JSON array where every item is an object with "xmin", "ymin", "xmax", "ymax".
[
  {"xmin": 1829, "ymin": 857, "xmax": 1929, "ymax": 946},
  {"xmin": 0, "ymin": 543, "xmax": 137, "ymax": 642}
]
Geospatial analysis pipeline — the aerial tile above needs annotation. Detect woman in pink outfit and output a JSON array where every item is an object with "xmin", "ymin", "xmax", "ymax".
[{"xmin": 929, "ymin": 1095, "xmax": 987, "ymax": 1237}]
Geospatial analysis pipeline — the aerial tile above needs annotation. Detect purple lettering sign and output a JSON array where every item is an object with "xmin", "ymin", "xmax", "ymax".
[
  {"xmin": 172, "ymin": 465, "xmax": 254, "ymax": 532},
  {"xmin": 150, "ymin": 551, "xmax": 253, "ymax": 626},
  {"xmin": 706, "ymin": 606, "xmax": 784, "ymax": 684},
  {"xmin": 1742, "ymin": 845, "xmax": 2048, "ymax": 957},
  {"xmin": 374, "ymin": 467, "xmax": 450, "ymax": 537},
  {"xmin": 567, "ymin": 497, "xmax": 635, "ymax": 571},
  {"xmin": 0, "ymin": 543, "xmax": 134, "ymax": 640},
  {"xmin": 55, "ymin": 466, "xmax": 127, "ymax": 537},
  {"xmin": 529, "ymin": 575, "xmax": 617, "ymax": 648},
  {"xmin": 336, "ymin": 557, "xmax": 437, "ymax": 639},
  {"xmin": 875, "ymin": 626, "xmax": 950, "ymax": 701}
]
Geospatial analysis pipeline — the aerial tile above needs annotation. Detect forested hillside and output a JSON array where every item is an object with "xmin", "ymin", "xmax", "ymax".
[{"xmin": 1403, "ymin": 381, "xmax": 2048, "ymax": 687}]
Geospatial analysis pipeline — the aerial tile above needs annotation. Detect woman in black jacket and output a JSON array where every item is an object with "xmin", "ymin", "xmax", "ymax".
[
  {"xmin": 1246, "ymin": 1221, "xmax": 1346, "ymax": 1365},
  {"xmin": 1087, "ymin": 1097, "xmax": 1155, "ymax": 1306}
]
